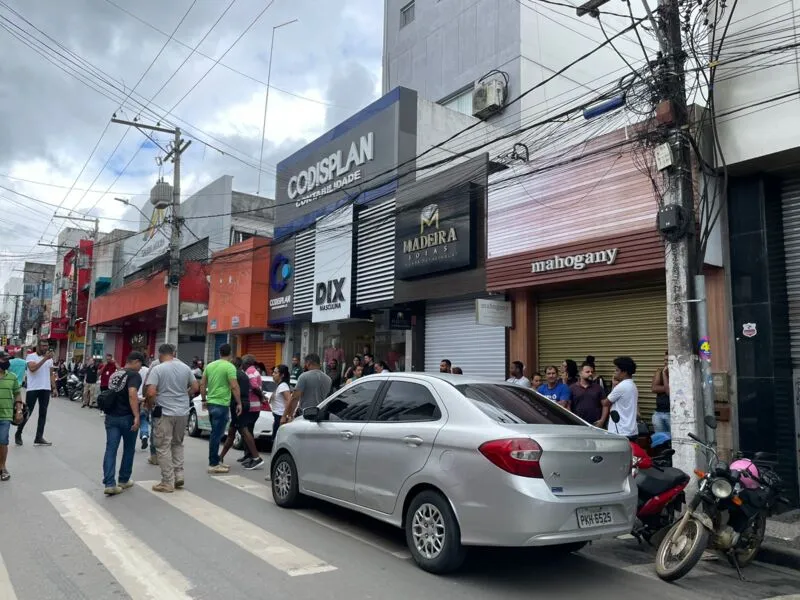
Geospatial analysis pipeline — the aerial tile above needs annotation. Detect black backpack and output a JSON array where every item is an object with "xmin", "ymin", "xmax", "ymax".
[{"xmin": 97, "ymin": 369, "xmax": 129, "ymax": 413}]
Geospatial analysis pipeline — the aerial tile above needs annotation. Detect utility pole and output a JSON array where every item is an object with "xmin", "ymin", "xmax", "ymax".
[
  {"xmin": 576, "ymin": 0, "xmax": 703, "ymax": 477},
  {"xmin": 111, "ymin": 119, "xmax": 191, "ymax": 350}
]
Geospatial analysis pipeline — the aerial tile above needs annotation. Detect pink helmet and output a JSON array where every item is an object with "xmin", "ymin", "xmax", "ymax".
[{"xmin": 730, "ymin": 459, "xmax": 760, "ymax": 490}]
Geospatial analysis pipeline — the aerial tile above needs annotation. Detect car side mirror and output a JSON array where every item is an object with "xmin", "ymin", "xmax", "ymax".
[
  {"xmin": 704, "ymin": 415, "xmax": 717, "ymax": 430},
  {"xmin": 302, "ymin": 406, "xmax": 321, "ymax": 421},
  {"xmin": 610, "ymin": 410, "xmax": 620, "ymax": 424}
]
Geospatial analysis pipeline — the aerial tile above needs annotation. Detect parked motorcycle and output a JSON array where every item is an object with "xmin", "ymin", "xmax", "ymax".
[
  {"xmin": 66, "ymin": 373, "xmax": 83, "ymax": 403},
  {"xmin": 654, "ymin": 415, "xmax": 790, "ymax": 582},
  {"xmin": 611, "ymin": 411, "xmax": 689, "ymax": 544}
]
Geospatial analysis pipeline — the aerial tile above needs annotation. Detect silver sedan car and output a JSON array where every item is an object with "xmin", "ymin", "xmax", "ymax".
[{"xmin": 270, "ymin": 372, "xmax": 636, "ymax": 573}]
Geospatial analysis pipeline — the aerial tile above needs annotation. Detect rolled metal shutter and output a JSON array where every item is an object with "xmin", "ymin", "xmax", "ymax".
[
  {"xmin": 293, "ymin": 229, "xmax": 315, "ymax": 316},
  {"xmin": 782, "ymin": 177, "xmax": 800, "ymax": 368},
  {"xmin": 357, "ymin": 198, "xmax": 395, "ymax": 305},
  {"xmin": 537, "ymin": 284, "xmax": 667, "ymax": 418},
  {"xmin": 243, "ymin": 333, "xmax": 278, "ymax": 369},
  {"xmin": 424, "ymin": 299, "xmax": 506, "ymax": 379}
]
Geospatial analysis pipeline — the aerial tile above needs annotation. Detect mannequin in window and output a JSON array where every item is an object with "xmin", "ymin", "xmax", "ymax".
[{"xmin": 324, "ymin": 338, "xmax": 344, "ymax": 369}]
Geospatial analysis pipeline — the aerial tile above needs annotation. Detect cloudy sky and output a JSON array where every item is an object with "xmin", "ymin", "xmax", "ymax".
[{"xmin": 0, "ymin": 0, "xmax": 383, "ymax": 287}]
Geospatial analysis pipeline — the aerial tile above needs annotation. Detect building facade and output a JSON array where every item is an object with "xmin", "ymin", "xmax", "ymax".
[
  {"xmin": 714, "ymin": 0, "xmax": 800, "ymax": 500},
  {"xmin": 269, "ymin": 86, "xmax": 506, "ymax": 379}
]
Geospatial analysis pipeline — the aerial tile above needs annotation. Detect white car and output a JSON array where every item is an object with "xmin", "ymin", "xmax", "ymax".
[{"xmin": 187, "ymin": 376, "xmax": 276, "ymax": 448}]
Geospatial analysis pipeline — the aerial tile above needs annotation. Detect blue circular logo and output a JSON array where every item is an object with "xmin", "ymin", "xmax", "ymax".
[{"xmin": 271, "ymin": 254, "xmax": 293, "ymax": 293}]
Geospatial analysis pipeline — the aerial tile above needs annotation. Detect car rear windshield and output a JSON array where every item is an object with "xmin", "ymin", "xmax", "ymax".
[
  {"xmin": 455, "ymin": 384, "xmax": 587, "ymax": 426},
  {"xmin": 261, "ymin": 380, "xmax": 277, "ymax": 393}
]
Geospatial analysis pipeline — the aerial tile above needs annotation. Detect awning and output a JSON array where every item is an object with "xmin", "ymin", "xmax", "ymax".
[{"xmin": 89, "ymin": 262, "xmax": 209, "ymax": 327}]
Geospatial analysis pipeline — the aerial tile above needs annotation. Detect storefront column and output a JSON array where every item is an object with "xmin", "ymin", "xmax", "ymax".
[{"xmin": 509, "ymin": 289, "xmax": 536, "ymax": 379}]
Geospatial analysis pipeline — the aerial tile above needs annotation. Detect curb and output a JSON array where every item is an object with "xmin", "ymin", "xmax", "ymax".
[{"xmin": 758, "ymin": 542, "xmax": 800, "ymax": 571}]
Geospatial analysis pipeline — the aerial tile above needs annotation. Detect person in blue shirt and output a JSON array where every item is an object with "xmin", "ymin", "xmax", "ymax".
[
  {"xmin": 8, "ymin": 350, "xmax": 27, "ymax": 391},
  {"xmin": 537, "ymin": 365, "xmax": 570, "ymax": 407}
]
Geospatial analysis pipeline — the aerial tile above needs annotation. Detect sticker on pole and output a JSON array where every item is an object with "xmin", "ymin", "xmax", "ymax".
[
  {"xmin": 742, "ymin": 323, "xmax": 757, "ymax": 338},
  {"xmin": 699, "ymin": 337, "xmax": 711, "ymax": 361}
]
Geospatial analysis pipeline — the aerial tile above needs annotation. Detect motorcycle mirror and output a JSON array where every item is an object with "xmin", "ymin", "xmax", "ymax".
[
  {"xmin": 704, "ymin": 414, "xmax": 718, "ymax": 430},
  {"xmin": 610, "ymin": 410, "xmax": 621, "ymax": 424},
  {"xmin": 661, "ymin": 449, "xmax": 676, "ymax": 458}
]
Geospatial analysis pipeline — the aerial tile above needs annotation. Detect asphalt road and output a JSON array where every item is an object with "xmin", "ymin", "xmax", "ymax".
[{"xmin": 1, "ymin": 398, "xmax": 799, "ymax": 600}]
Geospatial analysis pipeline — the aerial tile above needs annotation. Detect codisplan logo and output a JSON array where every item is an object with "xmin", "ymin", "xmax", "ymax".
[
  {"xmin": 315, "ymin": 278, "xmax": 346, "ymax": 312},
  {"xmin": 269, "ymin": 254, "xmax": 293, "ymax": 310},
  {"xmin": 402, "ymin": 204, "xmax": 458, "ymax": 254}
]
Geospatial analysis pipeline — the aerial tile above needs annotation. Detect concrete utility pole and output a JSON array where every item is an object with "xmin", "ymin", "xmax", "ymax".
[{"xmin": 111, "ymin": 119, "xmax": 191, "ymax": 350}]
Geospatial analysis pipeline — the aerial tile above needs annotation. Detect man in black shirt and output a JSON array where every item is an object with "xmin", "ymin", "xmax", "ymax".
[
  {"xmin": 102, "ymin": 352, "xmax": 144, "ymax": 496},
  {"xmin": 568, "ymin": 362, "xmax": 608, "ymax": 427}
]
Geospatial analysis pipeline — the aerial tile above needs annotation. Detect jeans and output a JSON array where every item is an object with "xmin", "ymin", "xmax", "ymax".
[
  {"xmin": 653, "ymin": 411, "xmax": 671, "ymax": 433},
  {"xmin": 17, "ymin": 389, "xmax": 50, "ymax": 440},
  {"xmin": 103, "ymin": 414, "xmax": 137, "ymax": 487},
  {"xmin": 207, "ymin": 404, "xmax": 229, "ymax": 466},
  {"xmin": 154, "ymin": 415, "xmax": 188, "ymax": 486},
  {"xmin": 272, "ymin": 413, "xmax": 282, "ymax": 442},
  {"xmin": 140, "ymin": 408, "xmax": 150, "ymax": 439}
]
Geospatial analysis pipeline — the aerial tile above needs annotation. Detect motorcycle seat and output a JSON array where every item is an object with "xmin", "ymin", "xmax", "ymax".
[{"xmin": 636, "ymin": 466, "xmax": 690, "ymax": 497}]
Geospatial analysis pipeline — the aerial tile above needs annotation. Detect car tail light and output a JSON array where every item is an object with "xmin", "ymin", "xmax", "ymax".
[{"xmin": 479, "ymin": 438, "xmax": 543, "ymax": 478}]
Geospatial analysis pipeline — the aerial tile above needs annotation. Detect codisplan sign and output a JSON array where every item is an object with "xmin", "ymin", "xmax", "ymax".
[
  {"xmin": 531, "ymin": 248, "xmax": 618, "ymax": 273},
  {"xmin": 287, "ymin": 133, "xmax": 374, "ymax": 208},
  {"xmin": 267, "ymin": 238, "xmax": 295, "ymax": 323},
  {"xmin": 395, "ymin": 183, "xmax": 476, "ymax": 280}
]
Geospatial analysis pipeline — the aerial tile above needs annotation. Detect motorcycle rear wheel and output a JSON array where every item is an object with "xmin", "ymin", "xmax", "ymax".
[
  {"xmin": 727, "ymin": 513, "xmax": 766, "ymax": 568},
  {"xmin": 655, "ymin": 518, "xmax": 710, "ymax": 582}
]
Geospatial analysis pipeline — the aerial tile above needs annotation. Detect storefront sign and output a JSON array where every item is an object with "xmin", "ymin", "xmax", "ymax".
[
  {"xmin": 263, "ymin": 330, "xmax": 286, "ymax": 343},
  {"xmin": 475, "ymin": 298, "xmax": 512, "ymax": 327},
  {"xmin": 531, "ymin": 248, "xmax": 618, "ymax": 273},
  {"xmin": 231, "ymin": 315, "xmax": 240, "ymax": 328},
  {"xmin": 313, "ymin": 205, "xmax": 353, "ymax": 322},
  {"xmin": 210, "ymin": 319, "xmax": 218, "ymax": 331},
  {"xmin": 389, "ymin": 309, "xmax": 412, "ymax": 330},
  {"xmin": 275, "ymin": 88, "xmax": 416, "ymax": 229},
  {"xmin": 395, "ymin": 183, "xmax": 476, "ymax": 280},
  {"xmin": 268, "ymin": 238, "xmax": 296, "ymax": 323}
]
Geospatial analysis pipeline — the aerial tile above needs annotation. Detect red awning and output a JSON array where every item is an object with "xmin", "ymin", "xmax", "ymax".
[{"xmin": 89, "ymin": 262, "xmax": 208, "ymax": 327}]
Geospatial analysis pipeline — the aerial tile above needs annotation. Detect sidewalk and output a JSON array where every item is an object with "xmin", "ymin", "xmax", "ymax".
[{"xmin": 761, "ymin": 510, "xmax": 800, "ymax": 570}]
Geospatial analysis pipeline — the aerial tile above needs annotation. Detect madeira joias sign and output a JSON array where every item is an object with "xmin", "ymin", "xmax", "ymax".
[
  {"xmin": 531, "ymin": 248, "xmax": 618, "ymax": 273},
  {"xmin": 287, "ymin": 133, "xmax": 374, "ymax": 208}
]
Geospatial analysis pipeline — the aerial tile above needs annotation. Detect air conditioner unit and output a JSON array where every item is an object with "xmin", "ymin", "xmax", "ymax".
[{"xmin": 472, "ymin": 79, "xmax": 506, "ymax": 120}]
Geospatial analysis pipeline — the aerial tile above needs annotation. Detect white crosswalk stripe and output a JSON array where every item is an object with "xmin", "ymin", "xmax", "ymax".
[
  {"xmin": 43, "ymin": 488, "xmax": 193, "ymax": 599},
  {"xmin": 214, "ymin": 475, "xmax": 412, "ymax": 560},
  {"xmin": 0, "ymin": 550, "xmax": 18, "ymax": 600},
  {"xmin": 137, "ymin": 481, "xmax": 337, "ymax": 577}
]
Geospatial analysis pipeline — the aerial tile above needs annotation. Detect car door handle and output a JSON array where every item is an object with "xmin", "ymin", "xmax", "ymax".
[
  {"xmin": 340, "ymin": 430, "xmax": 354, "ymax": 440},
  {"xmin": 403, "ymin": 435, "xmax": 423, "ymax": 447}
]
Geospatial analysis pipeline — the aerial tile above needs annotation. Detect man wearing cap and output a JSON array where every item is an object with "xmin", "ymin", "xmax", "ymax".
[{"xmin": 0, "ymin": 351, "xmax": 24, "ymax": 481}]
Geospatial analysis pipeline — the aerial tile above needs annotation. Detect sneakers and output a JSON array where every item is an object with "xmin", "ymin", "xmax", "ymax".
[
  {"xmin": 207, "ymin": 464, "xmax": 230, "ymax": 474},
  {"xmin": 243, "ymin": 457, "xmax": 264, "ymax": 470},
  {"xmin": 0, "ymin": 470, "xmax": 10, "ymax": 482},
  {"xmin": 104, "ymin": 486, "xmax": 123, "ymax": 496},
  {"xmin": 152, "ymin": 482, "xmax": 174, "ymax": 493},
  {"xmin": 236, "ymin": 455, "xmax": 249, "ymax": 463},
  {"xmin": 34, "ymin": 439, "xmax": 52, "ymax": 447},
  {"xmin": 120, "ymin": 481, "xmax": 134, "ymax": 490},
  {"xmin": 175, "ymin": 479, "xmax": 185, "ymax": 489},
  {"xmin": 147, "ymin": 455, "xmax": 159, "ymax": 465},
  {"xmin": 14, "ymin": 432, "xmax": 22, "ymax": 446},
  {"xmin": 141, "ymin": 436, "xmax": 148, "ymax": 450}
]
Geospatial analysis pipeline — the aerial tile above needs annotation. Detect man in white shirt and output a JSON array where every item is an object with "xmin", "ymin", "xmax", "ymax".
[
  {"xmin": 16, "ymin": 340, "xmax": 55, "ymax": 447},
  {"xmin": 506, "ymin": 360, "xmax": 532, "ymax": 388},
  {"xmin": 605, "ymin": 356, "xmax": 639, "ymax": 439}
]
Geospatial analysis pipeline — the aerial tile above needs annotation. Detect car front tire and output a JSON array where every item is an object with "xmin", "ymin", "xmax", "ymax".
[
  {"xmin": 271, "ymin": 453, "xmax": 301, "ymax": 508},
  {"xmin": 405, "ymin": 490, "xmax": 466, "ymax": 574},
  {"xmin": 187, "ymin": 410, "xmax": 200, "ymax": 437}
]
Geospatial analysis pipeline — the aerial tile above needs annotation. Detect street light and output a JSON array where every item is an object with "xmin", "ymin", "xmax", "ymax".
[{"xmin": 257, "ymin": 18, "xmax": 299, "ymax": 195}]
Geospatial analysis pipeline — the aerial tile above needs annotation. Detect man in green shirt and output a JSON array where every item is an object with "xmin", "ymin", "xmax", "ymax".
[
  {"xmin": 200, "ymin": 343, "xmax": 241, "ymax": 473},
  {"xmin": 0, "ymin": 351, "xmax": 23, "ymax": 481}
]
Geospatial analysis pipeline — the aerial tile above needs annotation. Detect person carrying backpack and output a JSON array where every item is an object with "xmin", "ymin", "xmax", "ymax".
[{"xmin": 98, "ymin": 352, "xmax": 144, "ymax": 496}]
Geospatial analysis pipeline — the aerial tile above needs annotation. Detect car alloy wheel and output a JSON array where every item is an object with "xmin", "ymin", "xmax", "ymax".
[
  {"xmin": 187, "ymin": 411, "xmax": 199, "ymax": 437},
  {"xmin": 273, "ymin": 460, "xmax": 293, "ymax": 501},
  {"xmin": 411, "ymin": 503, "xmax": 446, "ymax": 559}
]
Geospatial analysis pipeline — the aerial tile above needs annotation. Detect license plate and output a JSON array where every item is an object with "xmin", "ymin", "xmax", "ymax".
[{"xmin": 576, "ymin": 507, "xmax": 614, "ymax": 528}]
